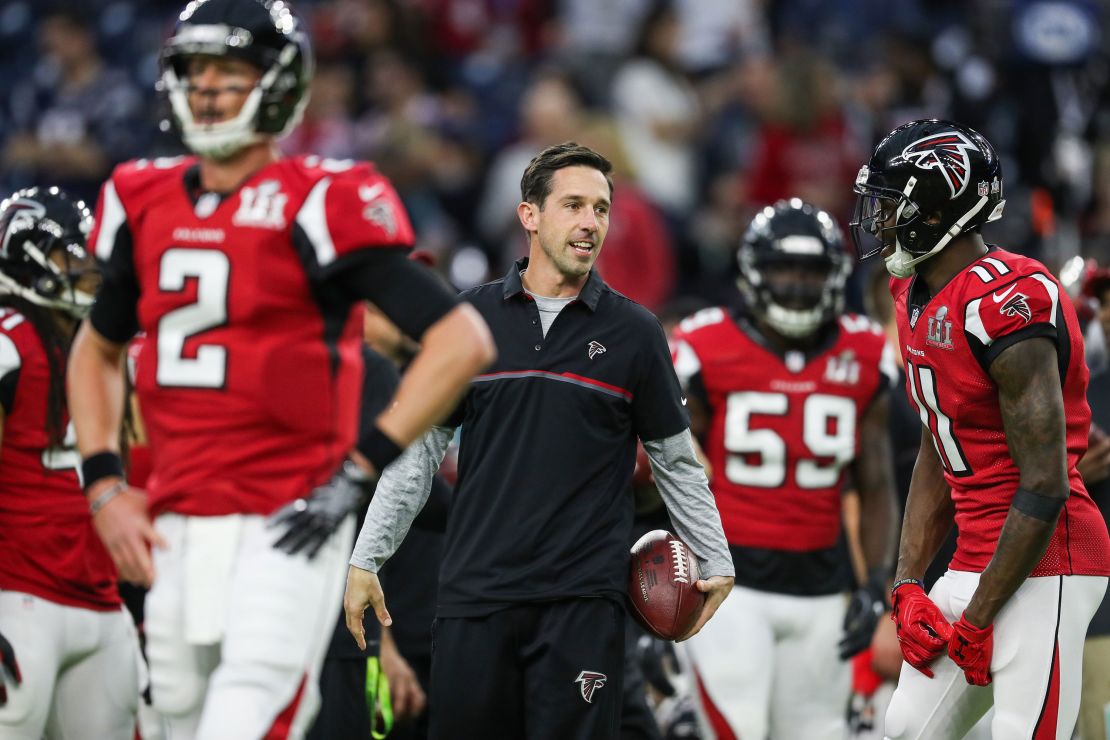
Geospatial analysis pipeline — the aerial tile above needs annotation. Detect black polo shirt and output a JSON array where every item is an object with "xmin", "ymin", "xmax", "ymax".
[{"xmin": 436, "ymin": 258, "xmax": 689, "ymax": 617}]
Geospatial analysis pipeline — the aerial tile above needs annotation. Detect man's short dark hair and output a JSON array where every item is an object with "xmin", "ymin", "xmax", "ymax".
[{"xmin": 520, "ymin": 142, "xmax": 613, "ymax": 208}]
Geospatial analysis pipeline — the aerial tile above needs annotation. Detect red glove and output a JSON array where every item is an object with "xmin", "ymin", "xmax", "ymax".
[
  {"xmin": 890, "ymin": 581, "xmax": 952, "ymax": 678},
  {"xmin": 949, "ymin": 617, "xmax": 993, "ymax": 686}
]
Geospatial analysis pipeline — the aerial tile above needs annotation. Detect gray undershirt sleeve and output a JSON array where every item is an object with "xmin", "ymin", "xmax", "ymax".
[
  {"xmin": 349, "ymin": 425, "xmax": 454, "ymax": 573},
  {"xmin": 643, "ymin": 430, "xmax": 735, "ymax": 579}
]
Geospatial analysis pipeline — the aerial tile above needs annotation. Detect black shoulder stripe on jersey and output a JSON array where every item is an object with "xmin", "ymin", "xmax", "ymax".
[
  {"xmin": 0, "ymin": 368, "xmax": 19, "ymax": 416},
  {"xmin": 1054, "ymin": 299, "xmax": 1071, "ymax": 387},
  {"xmin": 324, "ymin": 247, "xmax": 459, "ymax": 343},
  {"xmin": 981, "ymin": 323, "xmax": 1058, "ymax": 371},
  {"xmin": 89, "ymin": 220, "xmax": 141, "ymax": 344}
]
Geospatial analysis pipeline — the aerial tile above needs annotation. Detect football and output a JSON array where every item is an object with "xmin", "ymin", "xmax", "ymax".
[{"xmin": 627, "ymin": 530, "xmax": 705, "ymax": 641}]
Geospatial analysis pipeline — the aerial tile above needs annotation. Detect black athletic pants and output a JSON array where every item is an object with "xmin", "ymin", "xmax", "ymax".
[{"xmin": 429, "ymin": 598, "xmax": 625, "ymax": 740}]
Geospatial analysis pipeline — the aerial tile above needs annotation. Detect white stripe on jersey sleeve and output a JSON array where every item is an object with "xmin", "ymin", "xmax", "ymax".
[
  {"xmin": 970, "ymin": 265, "xmax": 994, "ymax": 283},
  {"xmin": 964, "ymin": 297, "xmax": 992, "ymax": 345},
  {"xmin": 0, "ymin": 333, "xmax": 21, "ymax": 377},
  {"xmin": 982, "ymin": 256, "xmax": 1011, "ymax": 274},
  {"xmin": 671, "ymin": 339, "xmax": 702, "ymax": 391},
  {"xmin": 94, "ymin": 181, "xmax": 126, "ymax": 261},
  {"xmin": 295, "ymin": 177, "xmax": 337, "ymax": 267},
  {"xmin": 1029, "ymin": 273, "xmax": 1059, "ymax": 326}
]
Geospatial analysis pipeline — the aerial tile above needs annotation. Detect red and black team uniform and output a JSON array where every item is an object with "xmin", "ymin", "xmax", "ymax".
[
  {"xmin": 0, "ymin": 307, "xmax": 141, "ymax": 738},
  {"xmin": 93, "ymin": 155, "xmax": 414, "ymax": 518},
  {"xmin": 672, "ymin": 307, "xmax": 893, "ymax": 740},
  {"xmin": 88, "ymin": 155, "xmax": 455, "ymax": 739},
  {"xmin": 885, "ymin": 248, "xmax": 1110, "ymax": 739}
]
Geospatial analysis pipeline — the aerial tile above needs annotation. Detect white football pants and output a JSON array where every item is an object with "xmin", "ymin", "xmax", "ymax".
[
  {"xmin": 884, "ymin": 570, "xmax": 1107, "ymax": 740},
  {"xmin": 681, "ymin": 583, "xmax": 851, "ymax": 739},
  {"xmin": 144, "ymin": 513, "xmax": 353, "ymax": 740},
  {"xmin": 0, "ymin": 591, "xmax": 141, "ymax": 739}
]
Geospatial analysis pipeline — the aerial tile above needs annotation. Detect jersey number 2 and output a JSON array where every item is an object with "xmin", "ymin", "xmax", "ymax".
[
  {"xmin": 724, "ymin": 391, "xmax": 855, "ymax": 488},
  {"xmin": 157, "ymin": 248, "xmax": 229, "ymax": 388}
]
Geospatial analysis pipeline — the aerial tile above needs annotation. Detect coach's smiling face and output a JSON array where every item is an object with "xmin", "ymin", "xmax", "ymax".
[{"xmin": 521, "ymin": 166, "xmax": 611, "ymax": 281}]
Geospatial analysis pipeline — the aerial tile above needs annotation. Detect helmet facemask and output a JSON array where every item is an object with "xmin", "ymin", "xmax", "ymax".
[
  {"xmin": 0, "ymin": 236, "xmax": 100, "ymax": 319},
  {"xmin": 739, "ymin": 247, "xmax": 849, "ymax": 340},
  {"xmin": 160, "ymin": 2, "xmax": 312, "ymax": 160}
]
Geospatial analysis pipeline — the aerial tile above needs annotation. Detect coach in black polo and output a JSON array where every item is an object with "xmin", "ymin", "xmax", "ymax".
[{"xmin": 344, "ymin": 143, "xmax": 733, "ymax": 740}]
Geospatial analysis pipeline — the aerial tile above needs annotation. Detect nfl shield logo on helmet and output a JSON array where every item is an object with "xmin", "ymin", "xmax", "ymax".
[
  {"xmin": 900, "ymin": 131, "xmax": 978, "ymax": 199},
  {"xmin": 575, "ymin": 670, "xmax": 607, "ymax": 703}
]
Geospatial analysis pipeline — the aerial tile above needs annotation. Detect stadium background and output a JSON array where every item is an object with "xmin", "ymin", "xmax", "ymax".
[
  {"xmin": 1, "ymin": 0, "xmax": 1108, "ymax": 311},
  {"xmin": 1, "ymin": 0, "xmax": 1109, "ymax": 737}
]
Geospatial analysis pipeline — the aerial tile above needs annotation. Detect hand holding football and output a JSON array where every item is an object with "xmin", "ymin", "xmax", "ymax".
[{"xmin": 628, "ymin": 530, "xmax": 705, "ymax": 640}]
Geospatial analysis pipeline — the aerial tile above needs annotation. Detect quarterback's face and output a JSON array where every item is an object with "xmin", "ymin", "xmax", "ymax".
[
  {"xmin": 185, "ymin": 55, "xmax": 262, "ymax": 125},
  {"xmin": 528, "ymin": 166, "xmax": 611, "ymax": 279}
]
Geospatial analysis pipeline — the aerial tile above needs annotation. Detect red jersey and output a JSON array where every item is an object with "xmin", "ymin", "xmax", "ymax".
[
  {"xmin": 673, "ymin": 309, "xmax": 893, "ymax": 551},
  {"xmin": 891, "ymin": 248, "xmax": 1110, "ymax": 576},
  {"xmin": 0, "ymin": 308, "xmax": 120, "ymax": 610},
  {"xmin": 89, "ymin": 156, "xmax": 414, "ymax": 517}
]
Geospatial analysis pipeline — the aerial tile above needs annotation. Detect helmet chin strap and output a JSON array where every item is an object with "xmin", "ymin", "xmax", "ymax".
[{"xmin": 883, "ymin": 187, "xmax": 991, "ymax": 278}]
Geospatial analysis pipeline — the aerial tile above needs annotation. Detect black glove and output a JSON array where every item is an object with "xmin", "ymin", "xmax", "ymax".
[
  {"xmin": 270, "ymin": 460, "xmax": 371, "ymax": 559},
  {"xmin": 0, "ymin": 629, "xmax": 21, "ymax": 706},
  {"xmin": 839, "ymin": 570, "xmax": 888, "ymax": 660}
]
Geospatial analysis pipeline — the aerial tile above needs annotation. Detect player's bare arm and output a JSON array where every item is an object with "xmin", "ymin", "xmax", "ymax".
[
  {"xmin": 371, "ymin": 303, "xmax": 493, "ymax": 456},
  {"xmin": 68, "ymin": 321, "xmax": 165, "ymax": 587},
  {"xmin": 854, "ymin": 389, "xmax": 898, "ymax": 578},
  {"xmin": 962, "ymin": 337, "xmax": 1068, "ymax": 627},
  {"xmin": 895, "ymin": 426, "xmax": 954, "ymax": 582},
  {"xmin": 839, "ymin": 388, "xmax": 899, "ymax": 658}
]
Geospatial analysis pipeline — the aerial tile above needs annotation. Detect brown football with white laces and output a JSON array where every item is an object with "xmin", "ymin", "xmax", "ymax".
[{"xmin": 627, "ymin": 530, "xmax": 705, "ymax": 640}]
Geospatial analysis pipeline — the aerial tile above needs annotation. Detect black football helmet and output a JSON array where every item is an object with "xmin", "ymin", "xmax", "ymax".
[
  {"xmin": 850, "ymin": 119, "xmax": 1005, "ymax": 278},
  {"xmin": 0, "ymin": 187, "xmax": 98, "ymax": 318},
  {"xmin": 738, "ymin": 199, "xmax": 851, "ymax": 339},
  {"xmin": 161, "ymin": 0, "xmax": 313, "ymax": 159}
]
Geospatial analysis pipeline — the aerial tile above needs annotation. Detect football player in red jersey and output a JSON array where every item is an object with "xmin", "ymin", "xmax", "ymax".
[
  {"xmin": 852, "ymin": 119, "xmax": 1110, "ymax": 739},
  {"xmin": 65, "ymin": 0, "xmax": 494, "ymax": 737},
  {"xmin": 0, "ymin": 188, "xmax": 142, "ymax": 737},
  {"xmin": 671, "ymin": 199, "xmax": 898, "ymax": 739}
]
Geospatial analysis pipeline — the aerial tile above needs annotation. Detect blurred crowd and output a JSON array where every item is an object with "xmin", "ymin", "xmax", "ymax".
[{"xmin": 2, "ymin": 0, "xmax": 1110, "ymax": 310}]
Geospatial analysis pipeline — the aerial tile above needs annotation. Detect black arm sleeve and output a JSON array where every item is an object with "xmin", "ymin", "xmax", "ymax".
[
  {"xmin": 325, "ymin": 249, "xmax": 459, "ymax": 341},
  {"xmin": 89, "ymin": 222, "xmax": 140, "ymax": 343},
  {"xmin": 0, "ymin": 369, "xmax": 18, "ymax": 416}
]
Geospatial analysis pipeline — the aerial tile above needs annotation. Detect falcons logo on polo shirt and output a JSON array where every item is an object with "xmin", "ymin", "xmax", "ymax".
[{"xmin": 575, "ymin": 670, "xmax": 607, "ymax": 703}]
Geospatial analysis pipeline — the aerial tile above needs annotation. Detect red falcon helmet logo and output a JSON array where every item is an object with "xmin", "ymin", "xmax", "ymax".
[
  {"xmin": 1000, "ymin": 293, "xmax": 1032, "ymax": 322},
  {"xmin": 575, "ymin": 670, "xmax": 608, "ymax": 704},
  {"xmin": 901, "ymin": 131, "xmax": 978, "ymax": 199}
]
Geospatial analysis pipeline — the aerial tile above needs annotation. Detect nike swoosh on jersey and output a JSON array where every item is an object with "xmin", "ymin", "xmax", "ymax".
[{"xmin": 992, "ymin": 284, "xmax": 1017, "ymax": 303}]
